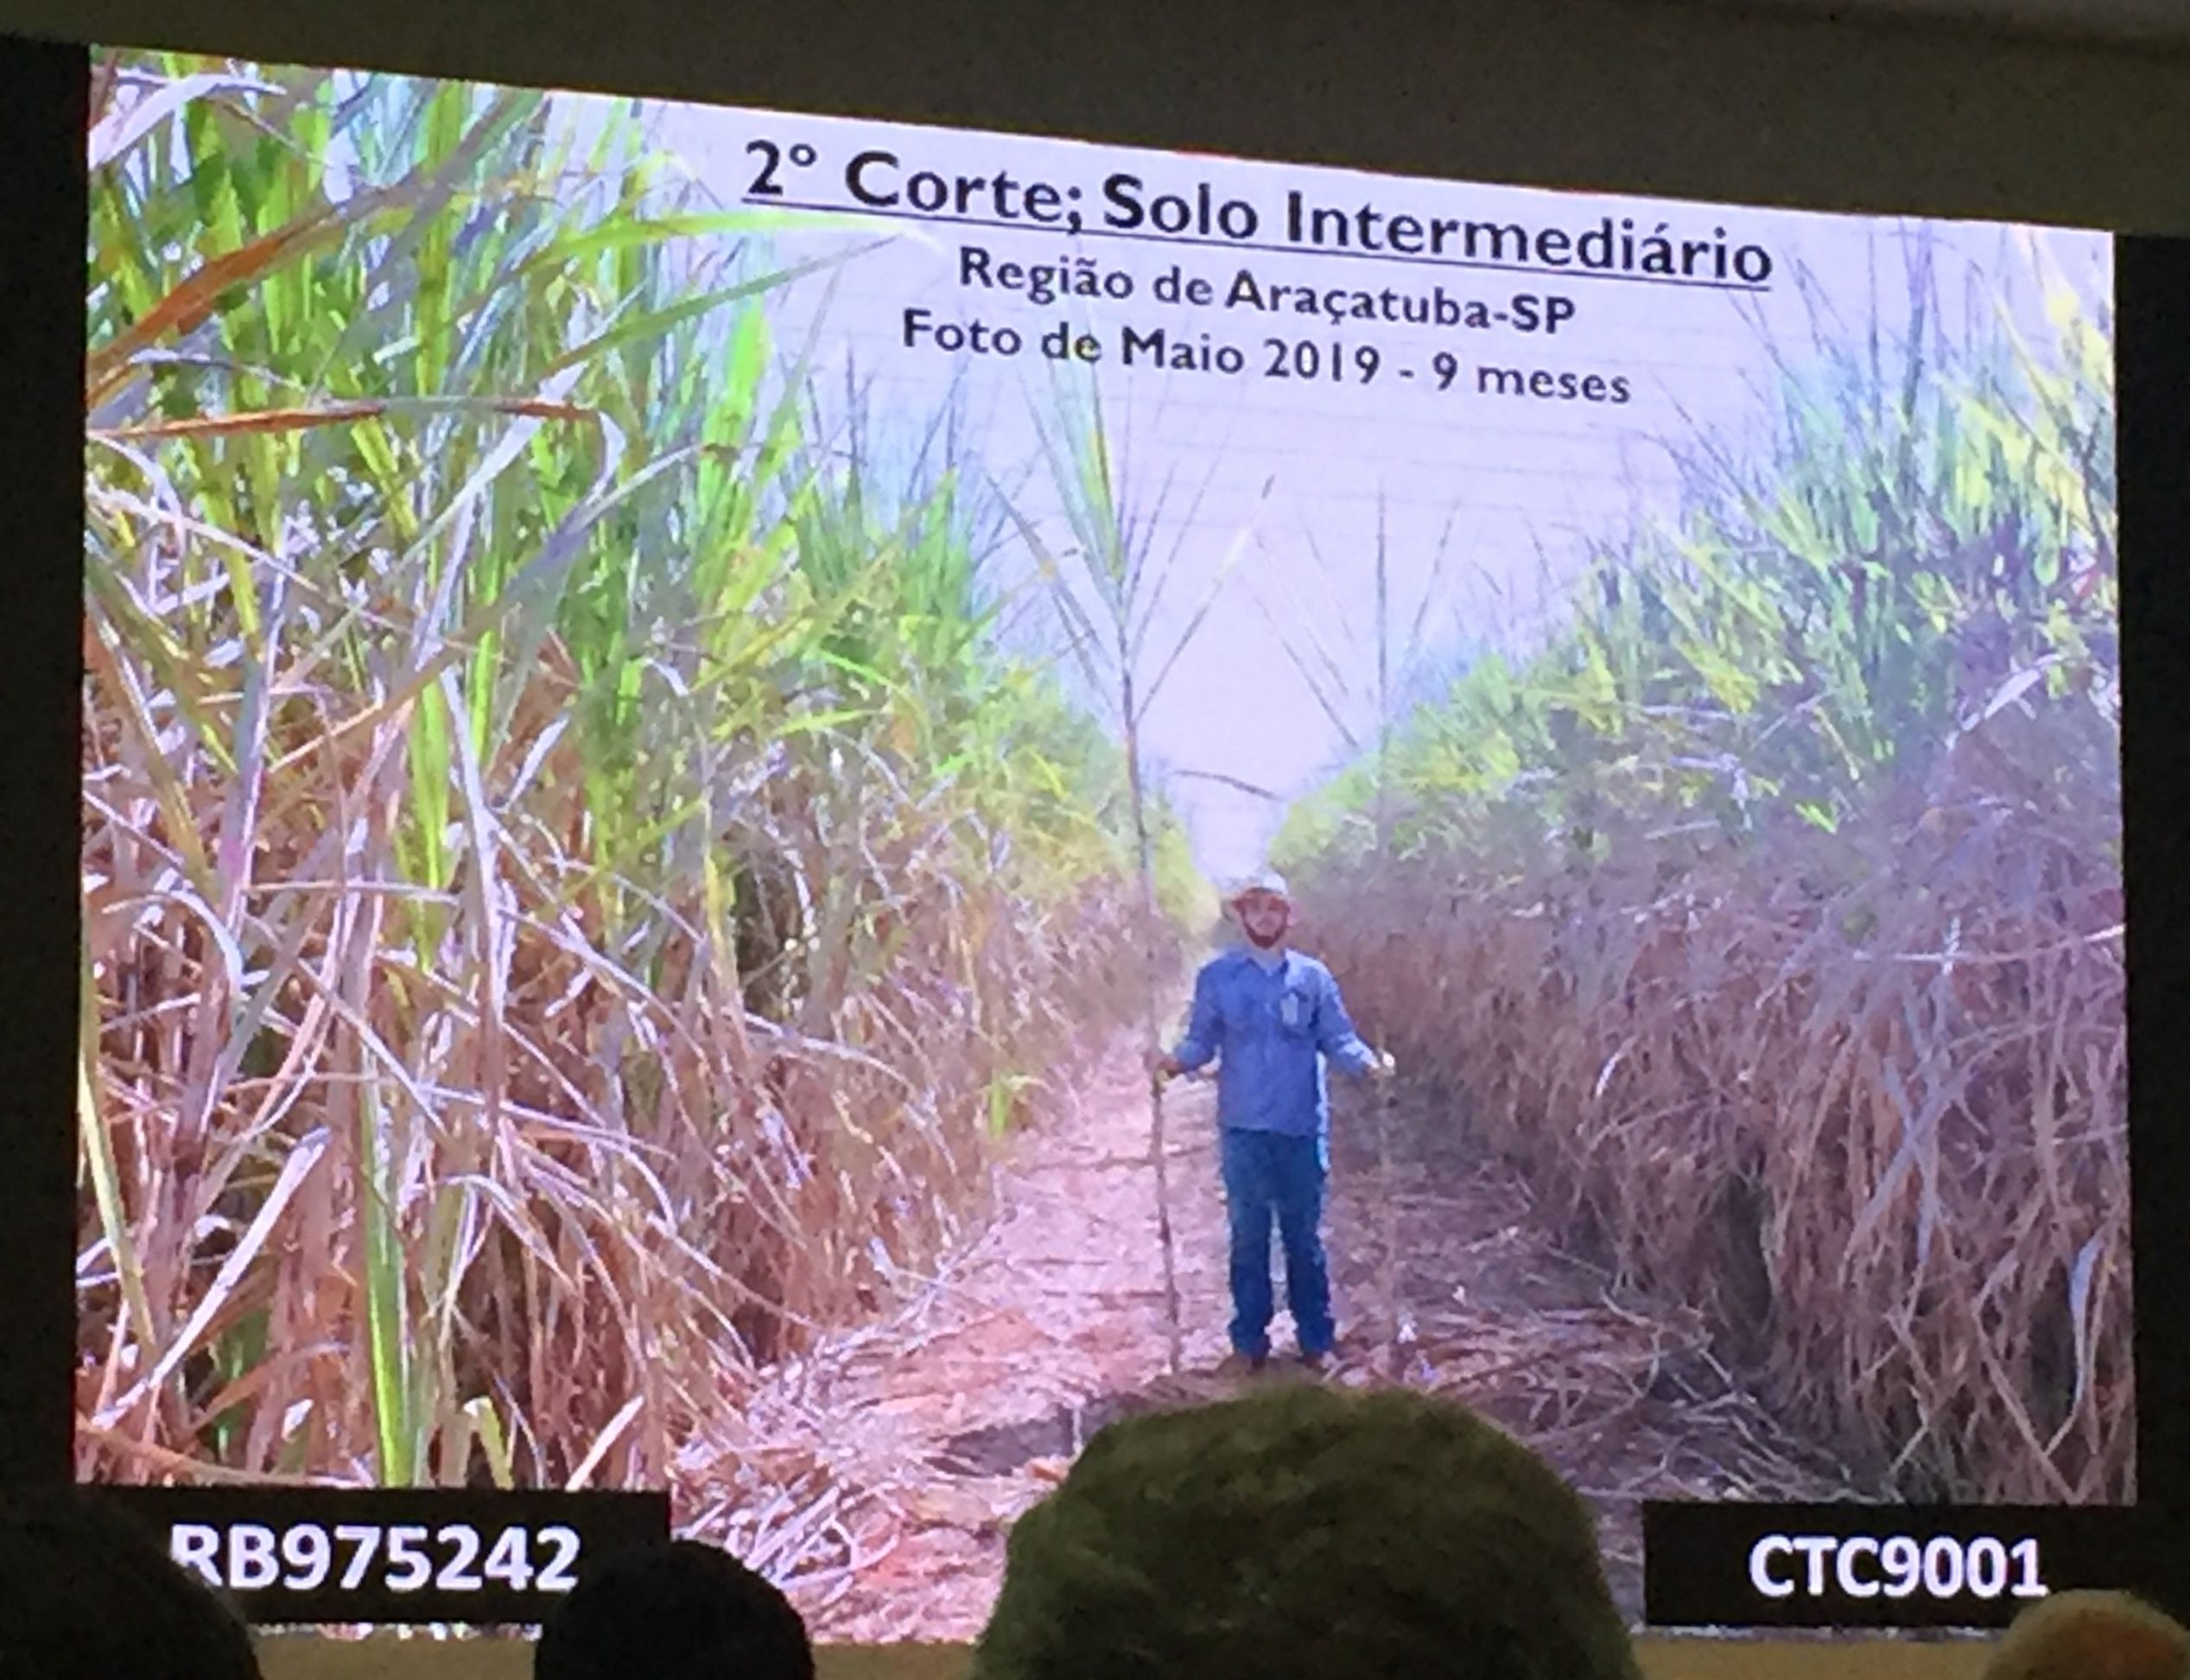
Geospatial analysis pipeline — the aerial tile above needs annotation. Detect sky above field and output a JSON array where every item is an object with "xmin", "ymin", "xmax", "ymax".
[{"xmin": 625, "ymin": 95, "xmax": 2111, "ymax": 883}]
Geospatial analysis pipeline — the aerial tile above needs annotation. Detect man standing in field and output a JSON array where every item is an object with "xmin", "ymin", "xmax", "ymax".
[{"xmin": 1152, "ymin": 871, "xmax": 1394, "ymax": 1373}]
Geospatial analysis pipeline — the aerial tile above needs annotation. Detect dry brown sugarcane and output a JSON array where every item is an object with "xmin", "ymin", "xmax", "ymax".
[
  {"xmin": 1377, "ymin": 1072, "xmax": 1402, "ymax": 1382},
  {"xmin": 1125, "ymin": 680, "xmax": 1186, "ymax": 1376},
  {"xmin": 1011, "ymin": 373, "xmax": 1267, "ymax": 1379},
  {"xmin": 1252, "ymin": 488, "xmax": 1450, "ymax": 1385},
  {"xmin": 1373, "ymin": 498, "xmax": 1404, "ymax": 1384}
]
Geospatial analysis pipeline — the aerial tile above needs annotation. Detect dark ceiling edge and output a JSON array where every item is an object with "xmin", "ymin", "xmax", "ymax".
[
  {"xmin": 1674, "ymin": 0, "xmax": 2190, "ymax": 54},
  {"xmin": 15, "ymin": 2, "xmax": 2190, "ymax": 235}
]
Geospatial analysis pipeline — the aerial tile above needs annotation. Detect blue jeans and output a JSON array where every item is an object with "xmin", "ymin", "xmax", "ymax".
[{"xmin": 1220, "ymin": 1127, "xmax": 1333, "ymax": 1358}]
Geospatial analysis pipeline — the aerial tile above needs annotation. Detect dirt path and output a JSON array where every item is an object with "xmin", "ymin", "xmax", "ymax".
[{"xmin": 706, "ymin": 1028, "xmax": 1858, "ymax": 1642}]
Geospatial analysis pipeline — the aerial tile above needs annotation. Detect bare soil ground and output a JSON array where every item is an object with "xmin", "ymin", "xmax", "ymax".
[{"xmin": 688, "ymin": 1027, "xmax": 1859, "ymax": 1643}]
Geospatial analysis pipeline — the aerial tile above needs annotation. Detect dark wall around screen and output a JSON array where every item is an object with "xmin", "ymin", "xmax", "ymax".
[
  {"xmin": 12, "ymin": 0, "xmax": 2190, "ymax": 1621},
  {"xmin": 1, "ymin": 0, "xmax": 2188, "ymax": 235},
  {"xmin": 2117, "ymin": 238, "xmax": 2190, "ymax": 1562},
  {"xmin": 0, "ymin": 37, "xmax": 86, "ymax": 1493}
]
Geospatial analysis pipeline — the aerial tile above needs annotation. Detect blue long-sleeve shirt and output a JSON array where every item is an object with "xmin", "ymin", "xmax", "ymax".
[{"xmin": 1170, "ymin": 948, "xmax": 1378, "ymax": 1136}]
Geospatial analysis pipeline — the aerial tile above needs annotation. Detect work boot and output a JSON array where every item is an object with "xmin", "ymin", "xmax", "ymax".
[{"xmin": 1218, "ymin": 1350, "xmax": 1268, "ymax": 1379}]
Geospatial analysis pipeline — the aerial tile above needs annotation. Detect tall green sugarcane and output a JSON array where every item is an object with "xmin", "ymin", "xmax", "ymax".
[
  {"xmin": 86, "ymin": 54, "xmax": 1151, "ymax": 1492},
  {"xmin": 1012, "ymin": 371, "xmax": 1266, "ymax": 1374}
]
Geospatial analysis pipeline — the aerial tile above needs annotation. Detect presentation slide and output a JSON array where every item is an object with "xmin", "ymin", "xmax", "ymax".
[{"xmin": 79, "ymin": 49, "xmax": 2127, "ymax": 1634}]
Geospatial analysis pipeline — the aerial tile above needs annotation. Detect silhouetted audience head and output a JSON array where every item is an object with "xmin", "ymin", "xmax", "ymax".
[
  {"xmin": 536, "ymin": 1537, "xmax": 814, "ymax": 1680},
  {"xmin": 1984, "ymin": 1591, "xmax": 2190, "ymax": 1680},
  {"xmin": 972, "ymin": 1381, "xmax": 1639, "ymax": 1680},
  {"xmin": 0, "ymin": 1487, "xmax": 260, "ymax": 1680}
]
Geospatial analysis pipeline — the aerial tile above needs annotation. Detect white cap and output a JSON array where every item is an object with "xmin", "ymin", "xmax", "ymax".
[{"xmin": 1228, "ymin": 869, "xmax": 1290, "ymax": 903}]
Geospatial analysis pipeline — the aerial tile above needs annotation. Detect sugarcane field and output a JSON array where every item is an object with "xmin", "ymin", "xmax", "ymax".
[{"xmin": 79, "ymin": 52, "xmax": 2127, "ymax": 1638}]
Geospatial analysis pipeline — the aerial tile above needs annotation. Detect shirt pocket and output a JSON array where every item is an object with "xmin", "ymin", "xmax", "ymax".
[{"xmin": 1276, "ymin": 983, "xmax": 1315, "ymax": 1037}]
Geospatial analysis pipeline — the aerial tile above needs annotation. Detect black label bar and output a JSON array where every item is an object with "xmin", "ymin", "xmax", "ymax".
[
  {"xmin": 86, "ymin": 1486, "xmax": 670, "ymax": 1626},
  {"xmin": 1644, "ymin": 1502, "xmax": 2164, "ymax": 1629}
]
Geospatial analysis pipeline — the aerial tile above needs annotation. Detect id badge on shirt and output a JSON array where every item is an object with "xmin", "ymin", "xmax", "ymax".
[{"xmin": 1279, "ymin": 990, "xmax": 1304, "ymax": 1030}]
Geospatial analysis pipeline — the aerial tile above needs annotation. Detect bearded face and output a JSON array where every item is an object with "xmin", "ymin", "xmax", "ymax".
[{"xmin": 1236, "ymin": 891, "xmax": 1291, "ymax": 948}]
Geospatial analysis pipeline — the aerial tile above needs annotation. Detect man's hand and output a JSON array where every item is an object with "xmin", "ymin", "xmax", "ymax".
[
  {"xmin": 1147, "ymin": 1049, "xmax": 1184, "ymax": 1087},
  {"xmin": 1368, "ymin": 1049, "xmax": 1397, "ymax": 1085}
]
